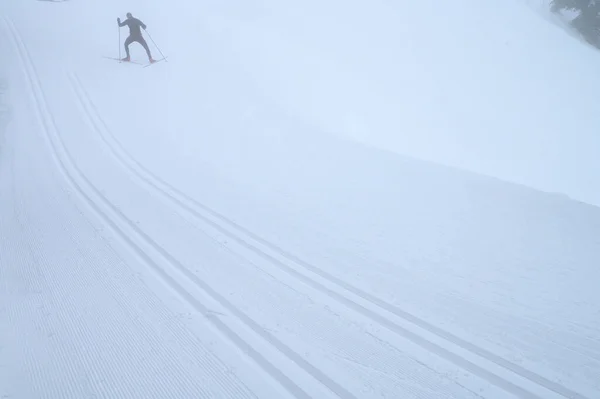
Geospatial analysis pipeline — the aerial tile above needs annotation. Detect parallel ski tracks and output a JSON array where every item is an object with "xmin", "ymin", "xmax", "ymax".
[
  {"xmin": 67, "ymin": 53, "xmax": 589, "ymax": 399},
  {"xmin": 3, "ymin": 16, "xmax": 343, "ymax": 399},
  {"xmin": 4, "ymin": 14, "xmax": 588, "ymax": 399},
  {"xmin": 67, "ymin": 71, "xmax": 593, "ymax": 398}
]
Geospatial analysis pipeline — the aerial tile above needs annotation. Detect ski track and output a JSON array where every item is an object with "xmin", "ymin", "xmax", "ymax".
[
  {"xmin": 8, "ymin": 15, "xmax": 432, "ymax": 399},
  {"xmin": 65, "ymin": 53, "xmax": 587, "ymax": 399},
  {"xmin": 2, "ymin": 8, "xmax": 591, "ymax": 399},
  {"xmin": 7, "ymin": 14, "xmax": 486, "ymax": 399},
  {"xmin": 1, "ymin": 16, "xmax": 285, "ymax": 399},
  {"xmin": 2, "ymin": 15, "xmax": 351, "ymax": 399}
]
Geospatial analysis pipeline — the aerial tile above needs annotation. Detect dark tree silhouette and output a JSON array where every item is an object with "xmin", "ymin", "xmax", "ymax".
[{"xmin": 551, "ymin": 0, "xmax": 600, "ymax": 46}]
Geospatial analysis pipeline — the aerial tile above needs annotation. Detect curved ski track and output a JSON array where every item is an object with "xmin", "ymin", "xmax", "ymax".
[
  {"xmin": 3, "ymin": 16, "xmax": 348, "ymax": 399},
  {"xmin": 70, "ymin": 67, "xmax": 597, "ymax": 399},
  {"xmin": 66, "ymin": 43, "xmax": 594, "ymax": 399},
  {"xmin": 4, "ymin": 13, "xmax": 588, "ymax": 399},
  {"xmin": 66, "ymin": 70, "xmax": 589, "ymax": 399}
]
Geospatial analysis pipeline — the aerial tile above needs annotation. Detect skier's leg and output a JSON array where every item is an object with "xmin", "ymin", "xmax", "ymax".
[
  {"xmin": 123, "ymin": 36, "xmax": 134, "ymax": 60},
  {"xmin": 138, "ymin": 37, "xmax": 153, "ymax": 61}
]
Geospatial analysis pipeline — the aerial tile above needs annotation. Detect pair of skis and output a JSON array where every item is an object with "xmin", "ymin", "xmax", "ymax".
[{"xmin": 103, "ymin": 56, "xmax": 168, "ymax": 67}]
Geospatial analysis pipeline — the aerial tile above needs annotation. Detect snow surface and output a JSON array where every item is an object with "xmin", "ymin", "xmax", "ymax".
[{"xmin": 1, "ymin": 0, "xmax": 600, "ymax": 398}]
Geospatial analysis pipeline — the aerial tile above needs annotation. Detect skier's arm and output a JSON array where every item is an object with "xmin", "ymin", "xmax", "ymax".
[
  {"xmin": 140, "ymin": 21, "xmax": 147, "ymax": 30},
  {"xmin": 117, "ymin": 18, "xmax": 127, "ymax": 27}
]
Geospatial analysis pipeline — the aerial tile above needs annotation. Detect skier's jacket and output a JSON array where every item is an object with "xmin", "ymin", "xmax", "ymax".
[{"xmin": 119, "ymin": 17, "xmax": 147, "ymax": 37}]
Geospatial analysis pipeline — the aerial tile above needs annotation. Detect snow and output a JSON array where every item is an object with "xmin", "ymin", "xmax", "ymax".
[{"xmin": 1, "ymin": 0, "xmax": 600, "ymax": 398}]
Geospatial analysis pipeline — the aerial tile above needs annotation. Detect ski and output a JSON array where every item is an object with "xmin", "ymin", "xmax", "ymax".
[
  {"xmin": 103, "ymin": 56, "xmax": 167, "ymax": 67},
  {"xmin": 103, "ymin": 56, "xmax": 144, "ymax": 65},
  {"xmin": 143, "ymin": 57, "xmax": 168, "ymax": 67}
]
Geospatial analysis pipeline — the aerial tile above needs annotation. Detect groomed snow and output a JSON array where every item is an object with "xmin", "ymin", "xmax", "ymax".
[{"xmin": 1, "ymin": 0, "xmax": 599, "ymax": 398}]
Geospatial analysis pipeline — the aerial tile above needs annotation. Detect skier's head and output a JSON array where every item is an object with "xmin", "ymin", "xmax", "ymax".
[{"xmin": 126, "ymin": 12, "xmax": 132, "ymax": 18}]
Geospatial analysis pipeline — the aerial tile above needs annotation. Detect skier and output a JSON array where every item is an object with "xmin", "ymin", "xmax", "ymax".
[{"xmin": 117, "ymin": 13, "xmax": 155, "ymax": 63}]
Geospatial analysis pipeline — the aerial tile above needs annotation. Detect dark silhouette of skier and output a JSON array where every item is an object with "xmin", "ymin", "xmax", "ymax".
[{"xmin": 117, "ymin": 13, "xmax": 155, "ymax": 63}]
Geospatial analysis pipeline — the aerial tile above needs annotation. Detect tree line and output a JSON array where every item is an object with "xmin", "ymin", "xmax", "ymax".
[{"xmin": 551, "ymin": 0, "xmax": 600, "ymax": 46}]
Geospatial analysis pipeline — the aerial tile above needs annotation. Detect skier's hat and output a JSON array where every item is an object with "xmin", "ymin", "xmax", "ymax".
[{"xmin": 126, "ymin": 12, "xmax": 132, "ymax": 18}]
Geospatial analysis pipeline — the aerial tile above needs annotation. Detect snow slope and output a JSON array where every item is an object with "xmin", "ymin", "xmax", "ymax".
[{"xmin": 1, "ymin": 0, "xmax": 600, "ymax": 398}]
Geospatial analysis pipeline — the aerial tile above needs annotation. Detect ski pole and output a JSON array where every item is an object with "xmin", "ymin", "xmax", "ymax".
[
  {"xmin": 144, "ymin": 30, "xmax": 167, "ymax": 61},
  {"xmin": 118, "ymin": 23, "xmax": 121, "ymax": 62}
]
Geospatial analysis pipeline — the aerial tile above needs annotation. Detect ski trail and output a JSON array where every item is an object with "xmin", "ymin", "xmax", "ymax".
[
  {"xmin": 67, "ymin": 73, "xmax": 588, "ymax": 399},
  {"xmin": 0, "ymin": 19, "xmax": 263, "ymax": 399},
  {"xmin": 3, "ymin": 16, "xmax": 349, "ymax": 399}
]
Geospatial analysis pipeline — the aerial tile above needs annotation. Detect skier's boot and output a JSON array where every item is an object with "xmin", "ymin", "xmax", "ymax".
[
  {"xmin": 121, "ymin": 56, "xmax": 131, "ymax": 62},
  {"xmin": 149, "ymin": 57, "xmax": 156, "ymax": 64}
]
